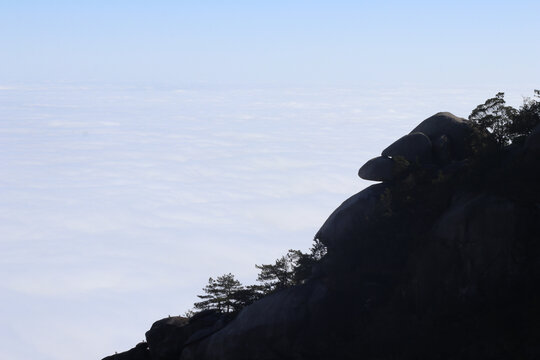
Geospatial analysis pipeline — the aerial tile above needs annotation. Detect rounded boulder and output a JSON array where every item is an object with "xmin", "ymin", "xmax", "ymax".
[
  {"xmin": 381, "ymin": 132, "xmax": 432, "ymax": 164},
  {"xmin": 358, "ymin": 156, "xmax": 407, "ymax": 182},
  {"xmin": 315, "ymin": 183, "xmax": 389, "ymax": 249},
  {"xmin": 411, "ymin": 112, "xmax": 474, "ymax": 160}
]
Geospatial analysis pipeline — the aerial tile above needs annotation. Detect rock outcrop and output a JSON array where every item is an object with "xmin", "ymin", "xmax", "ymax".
[
  {"xmin": 102, "ymin": 342, "xmax": 150, "ymax": 360},
  {"xmin": 145, "ymin": 316, "xmax": 189, "ymax": 360},
  {"xmin": 357, "ymin": 156, "xmax": 401, "ymax": 181},
  {"xmin": 410, "ymin": 112, "xmax": 474, "ymax": 160},
  {"xmin": 357, "ymin": 112, "xmax": 484, "ymax": 183},
  {"xmin": 181, "ymin": 280, "xmax": 328, "ymax": 360},
  {"xmin": 316, "ymin": 183, "xmax": 389, "ymax": 250},
  {"xmin": 381, "ymin": 132, "xmax": 432, "ymax": 164},
  {"xmin": 103, "ymin": 112, "xmax": 540, "ymax": 360}
]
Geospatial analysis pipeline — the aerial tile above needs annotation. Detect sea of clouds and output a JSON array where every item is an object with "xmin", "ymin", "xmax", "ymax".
[{"xmin": 0, "ymin": 83, "xmax": 531, "ymax": 359}]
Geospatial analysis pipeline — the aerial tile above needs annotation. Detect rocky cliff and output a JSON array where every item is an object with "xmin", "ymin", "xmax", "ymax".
[{"xmin": 104, "ymin": 113, "xmax": 540, "ymax": 360}]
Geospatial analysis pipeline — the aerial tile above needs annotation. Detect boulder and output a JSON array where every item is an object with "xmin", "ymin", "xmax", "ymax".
[
  {"xmin": 102, "ymin": 342, "xmax": 150, "ymax": 360},
  {"xmin": 381, "ymin": 132, "xmax": 432, "ymax": 164},
  {"xmin": 180, "ymin": 280, "xmax": 329, "ymax": 360},
  {"xmin": 145, "ymin": 311, "xmax": 221, "ymax": 360},
  {"xmin": 187, "ymin": 309, "xmax": 220, "ymax": 325},
  {"xmin": 315, "ymin": 183, "xmax": 388, "ymax": 249},
  {"xmin": 358, "ymin": 156, "xmax": 406, "ymax": 182},
  {"xmin": 145, "ymin": 316, "xmax": 189, "ymax": 360},
  {"xmin": 411, "ymin": 112, "xmax": 474, "ymax": 160}
]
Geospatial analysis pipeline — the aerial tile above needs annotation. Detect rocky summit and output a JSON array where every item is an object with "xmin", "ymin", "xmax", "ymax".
[{"xmin": 104, "ymin": 112, "xmax": 540, "ymax": 360}]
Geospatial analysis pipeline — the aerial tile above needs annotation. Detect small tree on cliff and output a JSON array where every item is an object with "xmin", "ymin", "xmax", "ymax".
[
  {"xmin": 256, "ymin": 240, "xmax": 327, "ymax": 292},
  {"xmin": 468, "ymin": 92, "xmax": 516, "ymax": 146},
  {"xmin": 256, "ymin": 252, "xmax": 296, "ymax": 292},
  {"xmin": 194, "ymin": 273, "xmax": 243, "ymax": 313},
  {"xmin": 508, "ymin": 89, "xmax": 540, "ymax": 139},
  {"xmin": 291, "ymin": 239, "xmax": 327, "ymax": 284},
  {"xmin": 229, "ymin": 284, "xmax": 266, "ymax": 311},
  {"xmin": 469, "ymin": 90, "xmax": 540, "ymax": 146}
]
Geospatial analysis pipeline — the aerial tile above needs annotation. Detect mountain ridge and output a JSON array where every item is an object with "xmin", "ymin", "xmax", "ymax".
[{"xmin": 104, "ymin": 111, "xmax": 540, "ymax": 360}]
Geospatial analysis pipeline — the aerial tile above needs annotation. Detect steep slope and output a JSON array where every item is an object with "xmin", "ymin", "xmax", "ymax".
[{"xmin": 104, "ymin": 113, "xmax": 540, "ymax": 360}]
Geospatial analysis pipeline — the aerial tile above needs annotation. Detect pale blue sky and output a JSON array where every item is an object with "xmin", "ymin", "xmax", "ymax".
[{"xmin": 1, "ymin": 0, "xmax": 539, "ymax": 86}]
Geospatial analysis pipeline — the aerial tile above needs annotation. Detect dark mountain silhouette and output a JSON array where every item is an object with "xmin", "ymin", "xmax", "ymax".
[{"xmin": 103, "ymin": 111, "xmax": 540, "ymax": 360}]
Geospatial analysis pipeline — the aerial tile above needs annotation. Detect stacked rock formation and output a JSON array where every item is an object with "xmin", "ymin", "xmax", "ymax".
[
  {"xmin": 358, "ymin": 112, "xmax": 474, "ymax": 182},
  {"xmin": 103, "ymin": 113, "xmax": 540, "ymax": 360}
]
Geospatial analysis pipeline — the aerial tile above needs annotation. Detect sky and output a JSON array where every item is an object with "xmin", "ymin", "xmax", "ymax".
[
  {"xmin": 1, "ymin": 0, "xmax": 539, "ymax": 86},
  {"xmin": 0, "ymin": 1, "xmax": 538, "ymax": 360}
]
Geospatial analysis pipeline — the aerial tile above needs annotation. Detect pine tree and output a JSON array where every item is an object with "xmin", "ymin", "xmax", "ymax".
[
  {"xmin": 255, "ymin": 254, "xmax": 295, "ymax": 292},
  {"xmin": 193, "ymin": 273, "xmax": 243, "ymax": 313},
  {"xmin": 229, "ymin": 284, "xmax": 266, "ymax": 312},
  {"xmin": 255, "ymin": 241, "xmax": 327, "ymax": 292},
  {"xmin": 468, "ymin": 92, "xmax": 516, "ymax": 146},
  {"xmin": 469, "ymin": 90, "xmax": 540, "ymax": 146},
  {"xmin": 508, "ymin": 90, "xmax": 540, "ymax": 140}
]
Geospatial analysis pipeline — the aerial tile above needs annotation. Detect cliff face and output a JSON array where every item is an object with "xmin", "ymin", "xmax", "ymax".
[{"xmin": 104, "ymin": 113, "xmax": 540, "ymax": 360}]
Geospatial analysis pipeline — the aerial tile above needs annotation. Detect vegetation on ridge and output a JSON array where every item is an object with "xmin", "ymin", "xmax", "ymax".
[
  {"xmin": 188, "ymin": 239, "xmax": 327, "ymax": 316},
  {"xmin": 184, "ymin": 89, "xmax": 539, "ymax": 319},
  {"xmin": 469, "ymin": 90, "xmax": 540, "ymax": 146}
]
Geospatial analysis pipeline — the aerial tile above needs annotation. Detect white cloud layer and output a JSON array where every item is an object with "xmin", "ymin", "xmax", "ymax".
[{"xmin": 0, "ymin": 83, "xmax": 535, "ymax": 359}]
